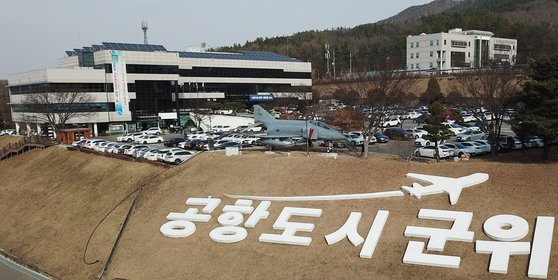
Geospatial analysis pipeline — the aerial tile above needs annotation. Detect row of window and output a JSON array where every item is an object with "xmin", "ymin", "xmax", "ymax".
[
  {"xmin": 101, "ymin": 64, "xmax": 311, "ymax": 79},
  {"xmin": 410, "ymin": 52, "xmax": 472, "ymax": 60},
  {"xmin": 12, "ymin": 103, "xmax": 115, "ymax": 113},
  {"xmin": 179, "ymin": 67, "xmax": 311, "ymax": 79},
  {"xmin": 494, "ymin": 44, "xmax": 513, "ymax": 51},
  {"xmin": 410, "ymin": 39, "xmax": 471, "ymax": 48},
  {"xmin": 10, "ymin": 83, "xmax": 115, "ymax": 95}
]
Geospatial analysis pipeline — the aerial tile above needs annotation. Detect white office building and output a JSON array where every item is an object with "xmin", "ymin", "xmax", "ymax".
[
  {"xmin": 406, "ymin": 28, "xmax": 517, "ymax": 72},
  {"xmin": 8, "ymin": 42, "xmax": 312, "ymax": 135}
]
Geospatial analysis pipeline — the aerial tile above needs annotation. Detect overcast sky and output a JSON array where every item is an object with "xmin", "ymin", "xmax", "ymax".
[{"xmin": 0, "ymin": 0, "xmax": 432, "ymax": 79}]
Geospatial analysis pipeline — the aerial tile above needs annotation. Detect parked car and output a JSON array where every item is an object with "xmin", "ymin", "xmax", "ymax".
[
  {"xmin": 442, "ymin": 142, "xmax": 476, "ymax": 157},
  {"xmin": 406, "ymin": 128, "xmax": 429, "ymax": 139},
  {"xmin": 414, "ymin": 145, "xmax": 452, "ymax": 159},
  {"xmin": 444, "ymin": 123, "xmax": 467, "ymax": 135},
  {"xmin": 241, "ymin": 135, "xmax": 261, "ymax": 145},
  {"xmin": 84, "ymin": 139, "xmax": 108, "ymax": 149},
  {"xmin": 473, "ymin": 140, "xmax": 492, "ymax": 154},
  {"xmin": 164, "ymin": 150, "xmax": 194, "ymax": 164},
  {"xmin": 460, "ymin": 141, "xmax": 484, "ymax": 155},
  {"xmin": 373, "ymin": 131, "xmax": 389, "ymax": 143},
  {"xmin": 106, "ymin": 144, "xmax": 124, "ymax": 154},
  {"xmin": 498, "ymin": 135, "xmax": 522, "ymax": 151},
  {"xmin": 164, "ymin": 138, "xmax": 185, "ymax": 147},
  {"xmin": 380, "ymin": 117, "xmax": 401, "ymax": 128},
  {"xmin": 117, "ymin": 132, "xmax": 146, "ymax": 142},
  {"xmin": 123, "ymin": 145, "xmax": 150, "ymax": 156},
  {"xmin": 133, "ymin": 146, "xmax": 152, "ymax": 158},
  {"xmin": 383, "ymin": 128, "xmax": 413, "ymax": 140},
  {"xmin": 157, "ymin": 148, "xmax": 184, "ymax": 161},
  {"xmin": 345, "ymin": 133, "xmax": 364, "ymax": 146},
  {"xmin": 143, "ymin": 148, "xmax": 161, "ymax": 161},
  {"xmin": 214, "ymin": 141, "xmax": 244, "ymax": 150},
  {"xmin": 524, "ymin": 136, "xmax": 544, "ymax": 148},
  {"xmin": 144, "ymin": 127, "xmax": 162, "ymax": 135},
  {"xmin": 116, "ymin": 144, "xmax": 132, "ymax": 155},
  {"xmin": 456, "ymin": 130, "xmax": 486, "ymax": 141},
  {"xmin": 135, "ymin": 135, "xmax": 164, "ymax": 144},
  {"xmin": 98, "ymin": 142, "xmax": 118, "ymax": 153},
  {"xmin": 414, "ymin": 136, "xmax": 443, "ymax": 147}
]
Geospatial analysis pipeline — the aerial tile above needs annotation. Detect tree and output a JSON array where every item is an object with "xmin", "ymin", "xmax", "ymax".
[
  {"xmin": 512, "ymin": 54, "xmax": 558, "ymax": 160},
  {"xmin": 0, "ymin": 80, "xmax": 12, "ymax": 129},
  {"xmin": 452, "ymin": 68, "xmax": 524, "ymax": 157},
  {"xmin": 22, "ymin": 85, "xmax": 94, "ymax": 132},
  {"xmin": 353, "ymin": 71, "xmax": 419, "ymax": 158},
  {"xmin": 422, "ymin": 76, "xmax": 443, "ymax": 104},
  {"xmin": 422, "ymin": 101, "xmax": 452, "ymax": 162}
]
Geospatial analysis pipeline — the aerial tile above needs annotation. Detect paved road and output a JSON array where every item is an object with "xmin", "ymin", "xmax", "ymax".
[{"xmin": 0, "ymin": 255, "xmax": 49, "ymax": 280}]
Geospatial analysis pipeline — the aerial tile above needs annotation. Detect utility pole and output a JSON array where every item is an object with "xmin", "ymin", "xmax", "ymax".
[
  {"xmin": 333, "ymin": 49, "xmax": 336, "ymax": 79},
  {"xmin": 349, "ymin": 51, "xmax": 352, "ymax": 75}
]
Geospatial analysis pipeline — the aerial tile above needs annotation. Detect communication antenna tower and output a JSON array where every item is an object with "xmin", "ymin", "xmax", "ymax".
[
  {"xmin": 325, "ymin": 44, "xmax": 331, "ymax": 75},
  {"xmin": 141, "ymin": 21, "xmax": 149, "ymax": 45}
]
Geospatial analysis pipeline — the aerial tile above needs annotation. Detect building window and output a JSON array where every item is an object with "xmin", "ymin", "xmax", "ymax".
[
  {"xmin": 468, "ymin": 42, "xmax": 471, "ymax": 47},
  {"xmin": 430, "ymin": 40, "xmax": 433, "ymax": 46},
  {"xmin": 437, "ymin": 40, "xmax": 439, "ymax": 46},
  {"xmin": 494, "ymin": 44, "xmax": 512, "ymax": 51},
  {"xmin": 429, "ymin": 62, "xmax": 433, "ymax": 68},
  {"xmin": 416, "ymin": 63, "xmax": 419, "ymax": 69},
  {"xmin": 451, "ymin": 40, "xmax": 468, "ymax": 48},
  {"xmin": 444, "ymin": 40, "xmax": 446, "ymax": 45},
  {"xmin": 410, "ymin": 64, "xmax": 413, "ymax": 69},
  {"xmin": 430, "ymin": 51, "xmax": 433, "ymax": 57},
  {"xmin": 416, "ymin": 42, "xmax": 420, "ymax": 48},
  {"xmin": 410, "ymin": 42, "xmax": 414, "ymax": 48},
  {"xmin": 416, "ymin": 53, "xmax": 419, "ymax": 58},
  {"xmin": 468, "ymin": 52, "xmax": 471, "ymax": 58},
  {"xmin": 410, "ymin": 53, "xmax": 414, "ymax": 59}
]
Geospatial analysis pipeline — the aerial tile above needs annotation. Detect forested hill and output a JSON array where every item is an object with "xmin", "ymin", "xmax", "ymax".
[{"xmin": 215, "ymin": 0, "xmax": 558, "ymax": 78}]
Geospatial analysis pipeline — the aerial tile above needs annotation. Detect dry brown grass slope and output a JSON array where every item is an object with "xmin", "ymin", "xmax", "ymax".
[
  {"xmin": 0, "ymin": 147, "xmax": 164, "ymax": 279},
  {"xmin": 103, "ymin": 151, "xmax": 558, "ymax": 280}
]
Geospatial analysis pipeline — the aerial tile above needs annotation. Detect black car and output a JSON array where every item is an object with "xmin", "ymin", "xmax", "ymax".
[
  {"xmin": 373, "ymin": 131, "xmax": 389, "ymax": 143},
  {"xmin": 382, "ymin": 128, "xmax": 413, "ymax": 140},
  {"xmin": 164, "ymin": 137, "xmax": 185, "ymax": 147}
]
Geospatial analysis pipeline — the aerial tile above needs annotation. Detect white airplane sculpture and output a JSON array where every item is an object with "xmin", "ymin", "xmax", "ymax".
[{"xmin": 401, "ymin": 173, "xmax": 489, "ymax": 205}]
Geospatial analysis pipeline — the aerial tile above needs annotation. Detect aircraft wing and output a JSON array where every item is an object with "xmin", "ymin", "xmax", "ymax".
[{"xmin": 406, "ymin": 173, "xmax": 447, "ymax": 185}]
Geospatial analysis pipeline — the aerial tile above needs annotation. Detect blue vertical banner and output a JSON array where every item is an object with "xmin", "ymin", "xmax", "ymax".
[{"xmin": 110, "ymin": 51, "xmax": 129, "ymax": 116}]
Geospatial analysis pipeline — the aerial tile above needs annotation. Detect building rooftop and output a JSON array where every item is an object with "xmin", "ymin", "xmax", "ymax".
[{"xmin": 66, "ymin": 42, "xmax": 300, "ymax": 62}]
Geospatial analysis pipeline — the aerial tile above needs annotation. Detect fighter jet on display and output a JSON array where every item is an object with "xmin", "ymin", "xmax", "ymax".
[
  {"xmin": 253, "ymin": 105, "xmax": 348, "ymax": 146},
  {"xmin": 401, "ymin": 173, "xmax": 490, "ymax": 205}
]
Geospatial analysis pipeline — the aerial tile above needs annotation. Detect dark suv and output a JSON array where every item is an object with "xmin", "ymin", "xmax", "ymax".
[{"xmin": 383, "ymin": 128, "xmax": 413, "ymax": 140}]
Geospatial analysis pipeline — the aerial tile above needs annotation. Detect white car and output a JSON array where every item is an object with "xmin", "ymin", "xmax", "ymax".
[
  {"xmin": 143, "ymin": 148, "xmax": 162, "ymax": 161},
  {"xmin": 380, "ymin": 117, "xmax": 401, "ymax": 128},
  {"xmin": 456, "ymin": 130, "xmax": 485, "ymax": 141},
  {"xmin": 241, "ymin": 135, "xmax": 260, "ymax": 145},
  {"xmin": 414, "ymin": 145, "xmax": 452, "ymax": 159},
  {"xmin": 144, "ymin": 127, "xmax": 162, "ymax": 135},
  {"xmin": 414, "ymin": 137, "xmax": 443, "ymax": 147},
  {"xmin": 117, "ymin": 132, "xmax": 146, "ymax": 142},
  {"xmin": 473, "ymin": 140, "xmax": 492, "ymax": 153},
  {"xmin": 156, "ymin": 148, "xmax": 184, "ymax": 161},
  {"xmin": 106, "ymin": 143, "xmax": 124, "ymax": 154},
  {"xmin": 84, "ymin": 139, "xmax": 108, "ymax": 149},
  {"xmin": 99, "ymin": 142, "xmax": 118, "ymax": 153},
  {"xmin": 164, "ymin": 149, "xmax": 194, "ymax": 164},
  {"xmin": 135, "ymin": 135, "xmax": 164, "ymax": 144},
  {"xmin": 123, "ymin": 145, "xmax": 150, "ymax": 156},
  {"xmin": 406, "ymin": 128, "xmax": 428, "ymax": 139},
  {"xmin": 444, "ymin": 123, "xmax": 467, "ymax": 135}
]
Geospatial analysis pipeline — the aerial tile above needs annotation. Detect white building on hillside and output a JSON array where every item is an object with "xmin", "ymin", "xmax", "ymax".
[{"xmin": 406, "ymin": 28, "xmax": 517, "ymax": 72}]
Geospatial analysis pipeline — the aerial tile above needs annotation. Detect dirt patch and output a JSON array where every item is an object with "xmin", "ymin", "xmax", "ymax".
[
  {"xmin": 0, "ymin": 147, "xmax": 164, "ymax": 279},
  {"xmin": 100, "ymin": 150, "xmax": 558, "ymax": 280}
]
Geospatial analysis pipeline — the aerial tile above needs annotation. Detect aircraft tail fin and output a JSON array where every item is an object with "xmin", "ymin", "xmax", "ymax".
[{"xmin": 253, "ymin": 105, "xmax": 276, "ymax": 125}]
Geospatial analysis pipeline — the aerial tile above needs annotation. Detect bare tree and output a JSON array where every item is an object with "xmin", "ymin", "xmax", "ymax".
[
  {"xmin": 349, "ymin": 71, "xmax": 419, "ymax": 158},
  {"xmin": 22, "ymin": 85, "xmax": 94, "ymax": 131},
  {"xmin": 452, "ymin": 68, "xmax": 524, "ymax": 156}
]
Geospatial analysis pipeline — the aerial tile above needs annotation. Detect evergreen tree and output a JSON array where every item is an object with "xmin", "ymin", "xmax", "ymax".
[
  {"xmin": 422, "ymin": 101, "xmax": 452, "ymax": 162},
  {"xmin": 426, "ymin": 76, "xmax": 443, "ymax": 104},
  {"xmin": 512, "ymin": 54, "xmax": 558, "ymax": 160}
]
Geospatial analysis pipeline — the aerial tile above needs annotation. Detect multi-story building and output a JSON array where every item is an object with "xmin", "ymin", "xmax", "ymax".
[
  {"xmin": 8, "ymin": 42, "xmax": 312, "ymax": 136},
  {"xmin": 406, "ymin": 28, "xmax": 517, "ymax": 72}
]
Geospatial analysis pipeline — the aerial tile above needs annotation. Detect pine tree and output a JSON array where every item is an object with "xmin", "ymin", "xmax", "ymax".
[
  {"xmin": 512, "ymin": 54, "xmax": 558, "ymax": 160},
  {"xmin": 422, "ymin": 101, "xmax": 452, "ymax": 162}
]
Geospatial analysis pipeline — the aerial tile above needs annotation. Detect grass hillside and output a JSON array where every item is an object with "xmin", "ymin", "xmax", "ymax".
[
  {"xmin": 2, "ymin": 148, "xmax": 557, "ymax": 279},
  {"xmin": 0, "ymin": 147, "xmax": 164, "ymax": 279}
]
